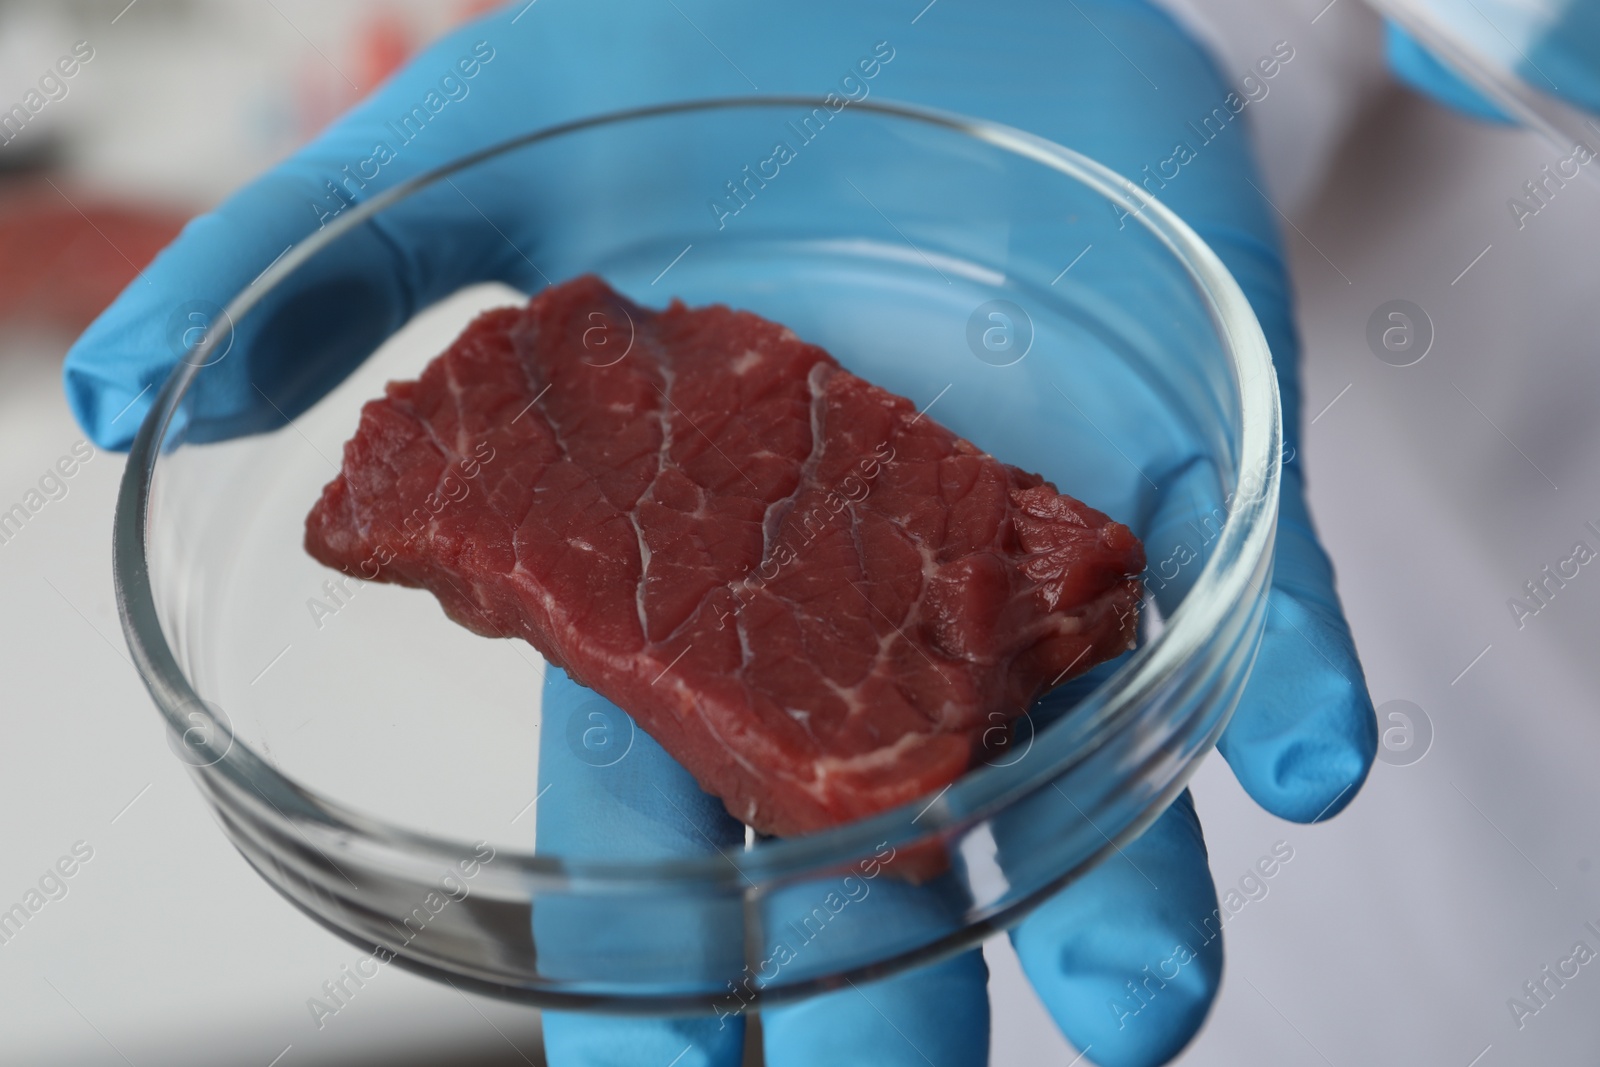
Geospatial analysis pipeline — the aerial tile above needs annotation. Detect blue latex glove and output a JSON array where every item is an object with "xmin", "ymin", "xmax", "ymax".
[
  {"xmin": 1385, "ymin": 23, "xmax": 1515, "ymax": 123},
  {"xmin": 64, "ymin": 2, "xmax": 1376, "ymax": 1064},
  {"xmin": 1385, "ymin": 1, "xmax": 1600, "ymax": 123}
]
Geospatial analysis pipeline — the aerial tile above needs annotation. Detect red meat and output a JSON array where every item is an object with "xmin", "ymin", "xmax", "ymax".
[{"xmin": 305, "ymin": 276, "xmax": 1144, "ymax": 836}]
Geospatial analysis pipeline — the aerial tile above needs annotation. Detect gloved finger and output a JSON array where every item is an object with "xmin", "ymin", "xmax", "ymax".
[
  {"xmin": 1139, "ymin": 437, "xmax": 1374, "ymax": 824},
  {"xmin": 738, "ymin": 837, "xmax": 988, "ymax": 1067},
  {"xmin": 1063, "ymin": 0, "xmax": 1380, "ymax": 826},
  {"xmin": 761, "ymin": 950, "xmax": 989, "ymax": 1067},
  {"xmin": 1217, "ymin": 466, "xmax": 1376, "ymax": 822},
  {"xmin": 1004, "ymin": 790, "xmax": 1222, "ymax": 1067},
  {"xmin": 538, "ymin": 673, "xmax": 991, "ymax": 1067},
  {"xmin": 62, "ymin": 15, "xmax": 528, "ymax": 449},
  {"xmin": 535, "ymin": 668, "xmax": 746, "ymax": 1066},
  {"xmin": 540, "ymin": 1016, "xmax": 739, "ymax": 1067}
]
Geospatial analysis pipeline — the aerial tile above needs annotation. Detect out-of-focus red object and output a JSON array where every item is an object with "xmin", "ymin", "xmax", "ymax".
[
  {"xmin": 1, "ymin": 4, "xmax": 517, "ymax": 335},
  {"xmin": 0, "ymin": 179, "xmax": 189, "ymax": 333},
  {"xmin": 355, "ymin": 10, "xmax": 416, "ymax": 92}
]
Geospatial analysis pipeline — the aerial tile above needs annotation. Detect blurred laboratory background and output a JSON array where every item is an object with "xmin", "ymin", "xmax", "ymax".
[{"xmin": 2, "ymin": 0, "xmax": 1598, "ymax": 1064}]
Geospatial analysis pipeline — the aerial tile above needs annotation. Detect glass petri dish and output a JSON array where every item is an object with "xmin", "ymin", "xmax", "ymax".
[{"xmin": 114, "ymin": 97, "xmax": 1280, "ymax": 1012}]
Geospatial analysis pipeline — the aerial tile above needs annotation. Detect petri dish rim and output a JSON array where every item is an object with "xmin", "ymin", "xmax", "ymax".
[{"xmin": 113, "ymin": 95, "xmax": 1281, "ymax": 894}]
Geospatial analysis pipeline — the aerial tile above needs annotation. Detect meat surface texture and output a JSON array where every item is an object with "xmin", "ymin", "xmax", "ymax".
[{"xmin": 305, "ymin": 276, "xmax": 1145, "ymax": 837}]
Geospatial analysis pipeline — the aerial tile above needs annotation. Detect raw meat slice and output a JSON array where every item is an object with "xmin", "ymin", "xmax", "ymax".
[{"xmin": 305, "ymin": 276, "xmax": 1144, "ymax": 837}]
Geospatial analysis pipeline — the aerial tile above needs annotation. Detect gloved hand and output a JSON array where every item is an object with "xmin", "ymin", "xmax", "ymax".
[
  {"xmin": 64, "ymin": 2, "xmax": 1376, "ymax": 1064},
  {"xmin": 1385, "ymin": 0, "xmax": 1600, "ymax": 123}
]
